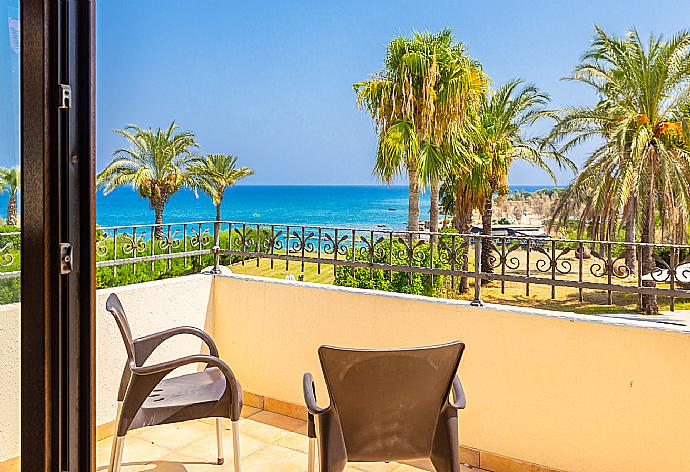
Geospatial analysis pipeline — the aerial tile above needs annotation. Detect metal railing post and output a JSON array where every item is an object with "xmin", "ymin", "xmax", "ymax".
[
  {"xmin": 470, "ymin": 235, "xmax": 483, "ymax": 307},
  {"xmin": 212, "ymin": 220, "xmax": 220, "ymax": 274}
]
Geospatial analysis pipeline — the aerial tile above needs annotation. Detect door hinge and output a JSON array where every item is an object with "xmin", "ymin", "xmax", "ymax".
[
  {"xmin": 59, "ymin": 243, "xmax": 73, "ymax": 275},
  {"xmin": 59, "ymin": 83, "xmax": 72, "ymax": 109}
]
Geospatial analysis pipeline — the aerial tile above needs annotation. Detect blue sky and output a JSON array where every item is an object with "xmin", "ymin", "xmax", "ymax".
[{"xmin": 91, "ymin": 0, "xmax": 690, "ymax": 186}]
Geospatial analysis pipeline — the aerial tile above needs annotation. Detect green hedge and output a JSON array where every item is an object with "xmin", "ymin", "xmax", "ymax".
[{"xmin": 333, "ymin": 232, "xmax": 461, "ymax": 297}]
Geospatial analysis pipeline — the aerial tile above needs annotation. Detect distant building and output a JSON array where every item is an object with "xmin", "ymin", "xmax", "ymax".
[{"xmin": 470, "ymin": 224, "xmax": 549, "ymax": 239}]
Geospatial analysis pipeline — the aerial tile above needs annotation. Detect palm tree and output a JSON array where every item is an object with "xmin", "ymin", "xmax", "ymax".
[
  {"xmin": 547, "ymin": 27, "xmax": 690, "ymax": 314},
  {"xmin": 456, "ymin": 80, "xmax": 574, "ymax": 273},
  {"xmin": 188, "ymin": 153, "xmax": 254, "ymax": 221},
  {"xmin": 0, "ymin": 166, "xmax": 19, "ymax": 226},
  {"xmin": 354, "ymin": 29, "xmax": 486, "ymax": 232},
  {"xmin": 440, "ymin": 161, "xmax": 489, "ymax": 293},
  {"xmin": 97, "ymin": 122, "xmax": 198, "ymax": 232}
]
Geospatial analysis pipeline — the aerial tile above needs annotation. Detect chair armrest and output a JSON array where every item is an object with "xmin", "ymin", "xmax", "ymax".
[
  {"xmin": 303, "ymin": 373, "xmax": 328, "ymax": 415},
  {"xmin": 450, "ymin": 375, "xmax": 466, "ymax": 409},
  {"xmin": 134, "ymin": 326, "xmax": 220, "ymax": 365},
  {"xmin": 133, "ymin": 353, "xmax": 231, "ymax": 377}
]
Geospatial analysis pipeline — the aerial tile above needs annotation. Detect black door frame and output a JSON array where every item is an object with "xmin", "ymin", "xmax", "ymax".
[{"xmin": 21, "ymin": 1, "xmax": 96, "ymax": 471}]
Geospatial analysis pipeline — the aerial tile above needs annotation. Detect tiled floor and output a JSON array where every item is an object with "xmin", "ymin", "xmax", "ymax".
[{"xmin": 95, "ymin": 406, "xmax": 487, "ymax": 472}]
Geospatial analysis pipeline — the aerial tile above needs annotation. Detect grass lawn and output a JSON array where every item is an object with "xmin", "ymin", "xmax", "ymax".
[{"xmin": 229, "ymin": 256, "xmax": 334, "ymax": 285}]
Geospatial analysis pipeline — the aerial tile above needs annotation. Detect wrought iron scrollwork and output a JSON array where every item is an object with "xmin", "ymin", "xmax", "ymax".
[
  {"xmin": 397, "ymin": 236, "xmax": 427, "ymax": 266},
  {"xmin": 590, "ymin": 249, "xmax": 632, "ymax": 279},
  {"xmin": 358, "ymin": 235, "xmax": 385, "ymax": 260},
  {"xmin": 157, "ymin": 229, "xmax": 182, "ymax": 251},
  {"xmin": 262, "ymin": 230, "xmax": 284, "ymax": 252},
  {"xmin": 191, "ymin": 227, "xmax": 211, "ymax": 248},
  {"xmin": 486, "ymin": 240, "xmax": 521, "ymax": 271},
  {"xmin": 533, "ymin": 245, "xmax": 573, "ymax": 275},
  {"xmin": 438, "ymin": 237, "xmax": 468, "ymax": 267},
  {"xmin": 0, "ymin": 242, "xmax": 14, "ymax": 267},
  {"xmin": 291, "ymin": 230, "xmax": 316, "ymax": 253},
  {"xmin": 96, "ymin": 230, "xmax": 110, "ymax": 258},
  {"xmin": 674, "ymin": 255, "xmax": 690, "ymax": 283},
  {"xmin": 646, "ymin": 252, "xmax": 690, "ymax": 283},
  {"xmin": 232, "ymin": 227, "xmax": 256, "ymax": 252},
  {"xmin": 122, "ymin": 231, "xmax": 147, "ymax": 256},
  {"xmin": 323, "ymin": 233, "xmax": 349, "ymax": 256}
]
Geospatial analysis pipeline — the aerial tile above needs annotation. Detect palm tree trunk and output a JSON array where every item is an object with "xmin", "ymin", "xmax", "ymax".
[
  {"xmin": 6, "ymin": 194, "xmax": 17, "ymax": 226},
  {"xmin": 407, "ymin": 167, "xmax": 420, "ymax": 233},
  {"xmin": 453, "ymin": 196, "xmax": 472, "ymax": 293},
  {"xmin": 453, "ymin": 185, "xmax": 471, "ymax": 294},
  {"xmin": 622, "ymin": 196, "xmax": 637, "ymax": 273},
  {"xmin": 214, "ymin": 203, "xmax": 222, "ymax": 256},
  {"xmin": 481, "ymin": 191, "xmax": 495, "ymax": 275},
  {"xmin": 154, "ymin": 203, "xmax": 165, "ymax": 238},
  {"xmin": 429, "ymin": 179, "xmax": 440, "ymax": 242},
  {"xmin": 640, "ymin": 160, "xmax": 658, "ymax": 315}
]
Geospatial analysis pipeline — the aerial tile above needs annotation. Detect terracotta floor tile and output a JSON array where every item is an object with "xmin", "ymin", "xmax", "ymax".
[
  {"xmin": 393, "ymin": 465, "xmax": 479, "ymax": 472},
  {"xmin": 292, "ymin": 422, "xmax": 309, "ymax": 436},
  {"xmin": 175, "ymin": 429, "xmax": 266, "ymax": 463},
  {"xmin": 95, "ymin": 436, "xmax": 175, "ymax": 471},
  {"xmin": 396, "ymin": 459, "xmax": 433, "ymax": 471},
  {"xmin": 134, "ymin": 421, "xmax": 215, "ymax": 451},
  {"xmin": 346, "ymin": 462, "xmax": 401, "ymax": 472},
  {"xmin": 250, "ymin": 410, "xmax": 306, "ymax": 432},
  {"xmin": 236, "ymin": 417, "xmax": 294, "ymax": 443},
  {"xmin": 239, "ymin": 443, "xmax": 308, "ymax": 472},
  {"xmin": 273, "ymin": 430, "xmax": 312, "ymax": 454},
  {"xmin": 141, "ymin": 452, "xmax": 235, "ymax": 471}
]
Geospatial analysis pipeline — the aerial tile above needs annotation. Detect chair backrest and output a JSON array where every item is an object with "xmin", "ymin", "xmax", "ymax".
[
  {"xmin": 105, "ymin": 293, "xmax": 136, "ymax": 364},
  {"xmin": 318, "ymin": 341, "xmax": 464, "ymax": 462}
]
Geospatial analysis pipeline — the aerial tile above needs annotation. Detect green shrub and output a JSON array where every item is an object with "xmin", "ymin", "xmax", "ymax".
[
  {"xmin": 334, "ymin": 238, "xmax": 457, "ymax": 297},
  {"xmin": 0, "ymin": 225, "xmax": 20, "ymax": 247},
  {"xmin": 0, "ymin": 277, "xmax": 20, "ymax": 304}
]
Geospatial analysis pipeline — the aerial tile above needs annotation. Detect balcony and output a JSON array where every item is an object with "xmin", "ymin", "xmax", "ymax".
[{"xmin": 3, "ymin": 223, "xmax": 690, "ymax": 471}]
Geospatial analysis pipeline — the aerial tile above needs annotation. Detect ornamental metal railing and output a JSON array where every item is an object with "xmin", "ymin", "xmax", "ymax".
[
  {"xmin": 93, "ymin": 220, "xmax": 690, "ymax": 312},
  {"xmin": 96, "ymin": 221, "xmax": 215, "ymax": 275},
  {"xmin": 0, "ymin": 230, "xmax": 20, "ymax": 280}
]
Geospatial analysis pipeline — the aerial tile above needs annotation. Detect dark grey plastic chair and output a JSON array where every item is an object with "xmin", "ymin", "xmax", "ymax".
[
  {"xmin": 105, "ymin": 293, "xmax": 243, "ymax": 472},
  {"xmin": 303, "ymin": 341, "xmax": 466, "ymax": 472}
]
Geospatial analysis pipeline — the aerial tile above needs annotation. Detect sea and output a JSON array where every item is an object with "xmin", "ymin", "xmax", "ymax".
[{"xmin": 95, "ymin": 185, "xmax": 557, "ymax": 230}]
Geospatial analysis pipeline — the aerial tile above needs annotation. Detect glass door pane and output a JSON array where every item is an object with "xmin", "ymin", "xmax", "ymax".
[{"xmin": 0, "ymin": 0, "xmax": 21, "ymax": 469}]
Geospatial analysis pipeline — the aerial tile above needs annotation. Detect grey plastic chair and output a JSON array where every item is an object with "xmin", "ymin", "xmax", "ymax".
[
  {"xmin": 303, "ymin": 341, "xmax": 466, "ymax": 472},
  {"xmin": 105, "ymin": 293, "xmax": 243, "ymax": 472}
]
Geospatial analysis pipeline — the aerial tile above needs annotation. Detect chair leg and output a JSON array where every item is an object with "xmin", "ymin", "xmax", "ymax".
[
  {"xmin": 109, "ymin": 435, "xmax": 125, "ymax": 472},
  {"xmin": 308, "ymin": 437, "xmax": 316, "ymax": 472},
  {"xmin": 109, "ymin": 401, "xmax": 125, "ymax": 472},
  {"xmin": 231, "ymin": 420, "xmax": 241, "ymax": 472},
  {"xmin": 216, "ymin": 418, "xmax": 225, "ymax": 465}
]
